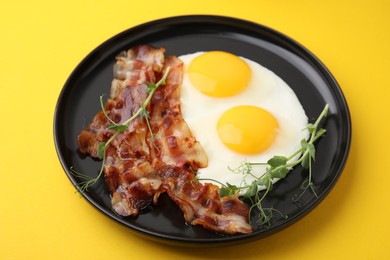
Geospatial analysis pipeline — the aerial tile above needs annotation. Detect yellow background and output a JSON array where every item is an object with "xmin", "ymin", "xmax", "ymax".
[{"xmin": 1, "ymin": 0, "xmax": 389, "ymax": 259}]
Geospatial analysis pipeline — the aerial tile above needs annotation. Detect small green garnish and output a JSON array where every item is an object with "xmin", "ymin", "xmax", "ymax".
[
  {"xmin": 71, "ymin": 67, "xmax": 171, "ymax": 192},
  {"xmin": 208, "ymin": 104, "xmax": 329, "ymax": 227},
  {"xmin": 100, "ymin": 95, "xmax": 116, "ymax": 125}
]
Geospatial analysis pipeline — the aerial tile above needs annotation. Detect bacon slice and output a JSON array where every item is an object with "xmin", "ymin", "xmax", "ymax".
[
  {"xmin": 77, "ymin": 45, "xmax": 253, "ymax": 234},
  {"xmin": 78, "ymin": 45, "xmax": 165, "ymax": 158},
  {"xmin": 159, "ymin": 166, "xmax": 252, "ymax": 234}
]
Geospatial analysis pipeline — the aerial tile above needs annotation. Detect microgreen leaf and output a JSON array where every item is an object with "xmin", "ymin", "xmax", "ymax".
[
  {"xmin": 301, "ymin": 138, "xmax": 308, "ymax": 149},
  {"xmin": 257, "ymin": 173, "xmax": 271, "ymax": 187},
  {"xmin": 306, "ymin": 123, "xmax": 316, "ymax": 134},
  {"xmin": 267, "ymin": 156, "xmax": 288, "ymax": 168},
  {"xmin": 219, "ymin": 183, "xmax": 239, "ymax": 197},
  {"xmin": 307, "ymin": 143, "xmax": 316, "ymax": 160},
  {"xmin": 243, "ymin": 181, "xmax": 258, "ymax": 198},
  {"xmin": 316, "ymin": 128, "xmax": 327, "ymax": 138},
  {"xmin": 139, "ymin": 107, "xmax": 150, "ymax": 121},
  {"xmin": 146, "ymin": 82, "xmax": 157, "ymax": 93},
  {"xmin": 227, "ymin": 182, "xmax": 239, "ymax": 190},
  {"xmin": 300, "ymin": 139, "xmax": 315, "ymax": 160},
  {"xmin": 272, "ymin": 167, "xmax": 290, "ymax": 179},
  {"xmin": 106, "ymin": 124, "xmax": 128, "ymax": 133},
  {"xmin": 97, "ymin": 142, "xmax": 106, "ymax": 160},
  {"xmin": 219, "ymin": 187, "xmax": 232, "ymax": 197},
  {"xmin": 258, "ymin": 172, "xmax": 273, "ymax": 191},
  {"xmin": 301, "ymin": 153, "xmax": 310, "ymax": 169}
]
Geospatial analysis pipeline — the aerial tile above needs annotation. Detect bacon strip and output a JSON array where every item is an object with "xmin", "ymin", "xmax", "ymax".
[
  {"xmin": 78, "ymin": 45, "xmax": 165, "ymax": 158},
  {"xmin": 77, "ymin": 45, "xmax": 253, "ymax": 234},
  {"xmin": 159, "ymin": 166, "xmax": 252, "ymax": 234}
]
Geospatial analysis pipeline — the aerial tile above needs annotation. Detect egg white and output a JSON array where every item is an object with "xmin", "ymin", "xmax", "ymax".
[{"xmin": 179, "ymin": 52, "xmax": 309, "ymax": 193}]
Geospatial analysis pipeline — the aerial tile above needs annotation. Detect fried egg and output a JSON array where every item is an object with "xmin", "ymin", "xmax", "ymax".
[{"xmin": 179, "ymin": 51, "xmax": 309, "ymax": 192}]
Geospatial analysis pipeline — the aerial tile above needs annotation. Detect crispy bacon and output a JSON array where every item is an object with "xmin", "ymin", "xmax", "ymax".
[
  {"xmin": 78, "ymin": 45, "xmax": 165, "ymax": 157},
  {"xmin": 77, "ymin": 45, "xmax": 253, "ymax": 234},
  {"xmin": 159, "ymin": 166, "xmax": 252, "ymax": 234}
]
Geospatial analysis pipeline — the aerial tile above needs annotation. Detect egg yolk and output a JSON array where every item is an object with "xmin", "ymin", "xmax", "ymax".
[
  {"xmin": 188, "ymin": 51, "xmax": 251, "ymax": 97},
  {"xmin": 217, "ymin": 106, "xmax": 279, "ymax": 154}
]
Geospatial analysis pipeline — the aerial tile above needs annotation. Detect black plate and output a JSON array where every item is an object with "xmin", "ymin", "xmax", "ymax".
[{"xmin": 54, "ymin": 15, "xmax": 351, "ymax": 246}]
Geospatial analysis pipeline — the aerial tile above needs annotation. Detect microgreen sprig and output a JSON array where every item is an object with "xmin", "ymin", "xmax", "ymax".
[
  {"xmin": 215, "ymin": 104, "xmax": 329, "ymax": 227},
  {"xmin": 71, "ymin": 67, "xmax": 171, "ymax": 192}
]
